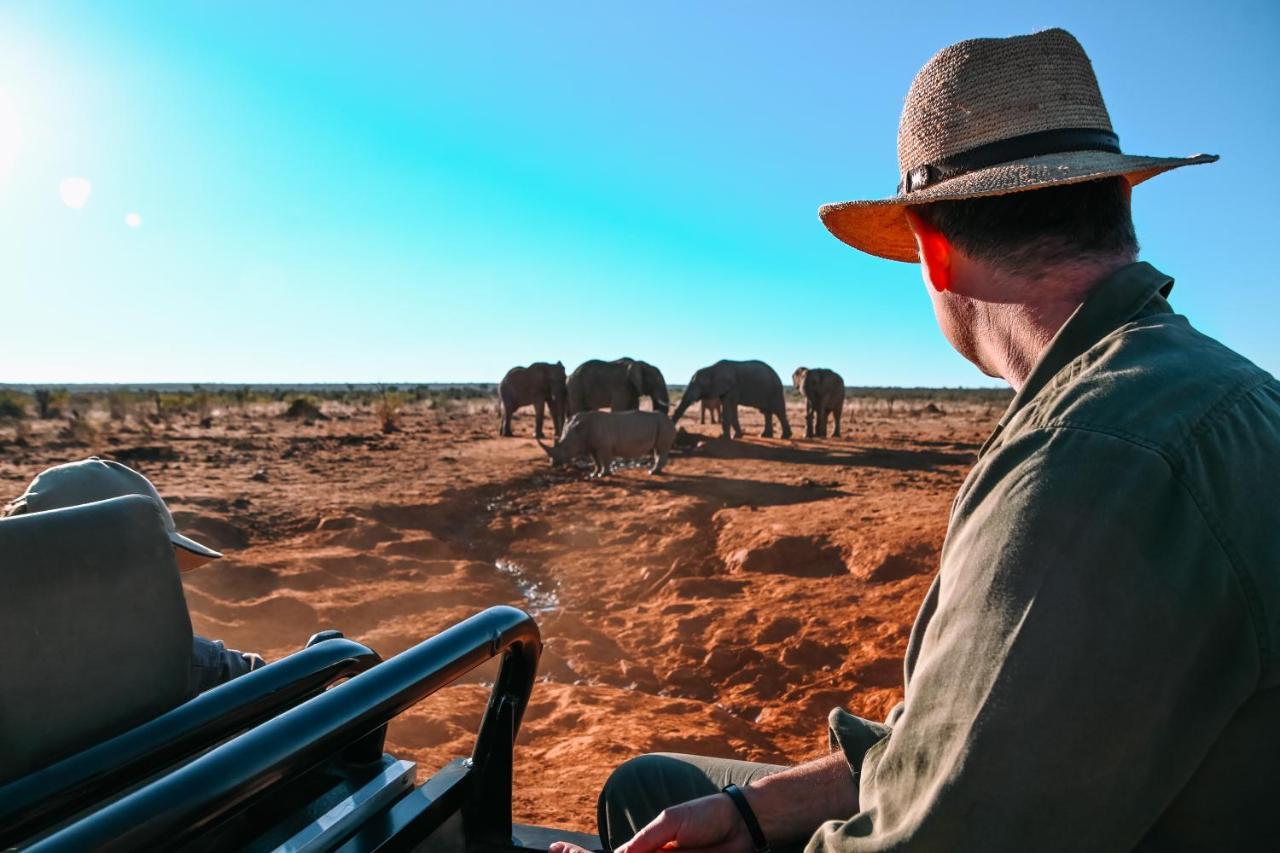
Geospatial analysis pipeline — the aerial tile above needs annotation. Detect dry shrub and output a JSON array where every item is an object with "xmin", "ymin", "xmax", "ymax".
[
  {"xmin": 33, "ymin": 388, "xmax": 67, "ymax": 419},
  {"xmin": 0, "ymin": 390, "xmax": 27, "ymax": 420},
  {"xmin": 375, "ymin": 389, "xmax": 404, "ymax": 433},
  {"xmin": 106, "ymin": 389, "xmax": 136, "ymax": 421},
  {"xmin": 63, "ymin": 414, "xmax": 100, "ymax": 447},
  {"xmin": 150, "ymin": 392, "xmax": 185, "ymax": 423},
  {"xmin": 189, "ymin": 387, "xmax": 213, "ymax": 423},
  {"xmin": 284, "ymin": 396, "xmax": 326, "ymax": 422},
  {"xmin": 450, "ymin": 397, "xmax": 498, "ymax": 418}
]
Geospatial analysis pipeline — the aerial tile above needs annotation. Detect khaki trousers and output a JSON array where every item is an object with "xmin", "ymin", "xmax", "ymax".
[{"xmin": 596, "ymin": 752, "xmax": 809, "ymax": 852}]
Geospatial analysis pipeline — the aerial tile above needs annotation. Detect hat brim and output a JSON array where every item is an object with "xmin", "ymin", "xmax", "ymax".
[
  {"xmin": 171, "ymin": 530, "xmax": 222, "ymax": 568},
  {"xmin": 819, "ymin": 151, "xmax": 1219, "ymax": 263}
]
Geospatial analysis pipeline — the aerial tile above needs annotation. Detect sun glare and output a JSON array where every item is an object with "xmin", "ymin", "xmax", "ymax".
[
  {"xmin": 58, "ymin": 176, "xmax": 92, "ymax": 209},
  {"xmin": 125, "ymin": 212, "xmax": 142, "ymax": 228}
]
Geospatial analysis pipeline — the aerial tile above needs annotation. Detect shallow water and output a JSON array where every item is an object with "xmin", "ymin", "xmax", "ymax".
[{"xmin": 494, "ymin": 558, "xmax": 561, "ymax": 614}]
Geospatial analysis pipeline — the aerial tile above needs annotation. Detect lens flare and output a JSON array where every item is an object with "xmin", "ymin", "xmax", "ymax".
[{"xmin": 58, "ymin": 176, "xmax": 92, "ymax": 209}]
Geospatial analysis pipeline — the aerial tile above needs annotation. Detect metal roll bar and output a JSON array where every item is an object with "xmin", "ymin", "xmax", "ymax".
[
  {"xmin": 30, "ymin": 606, "xmax": 541, "ymax": 852},
  {"xmin": 1, "ymin": 637, "xmax": 380, "ymax": 847}
]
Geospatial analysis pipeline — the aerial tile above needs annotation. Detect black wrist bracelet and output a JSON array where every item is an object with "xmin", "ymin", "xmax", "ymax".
[{"xmin": 722, "ymin": 783, "xmax": 770, "ymax": 852}]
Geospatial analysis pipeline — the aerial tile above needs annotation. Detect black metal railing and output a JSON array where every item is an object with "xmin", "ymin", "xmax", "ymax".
[
  {"xmin": 1, "ymin": 637, "xmax": 380, "ymax": 847},
  {"xmin": 28, "ymin": 605, "xmax": 541, "ymax": 852}
]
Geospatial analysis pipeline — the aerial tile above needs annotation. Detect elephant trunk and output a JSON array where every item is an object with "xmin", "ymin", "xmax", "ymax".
[{"xmin": 670, "ymin": 382, "xmax": 700, "ymax": 423}]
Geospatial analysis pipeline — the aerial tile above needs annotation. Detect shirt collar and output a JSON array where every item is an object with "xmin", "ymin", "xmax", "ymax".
[{"xmin": 978, "ymin": 261, "xmax": 1175, "ymax": 458}]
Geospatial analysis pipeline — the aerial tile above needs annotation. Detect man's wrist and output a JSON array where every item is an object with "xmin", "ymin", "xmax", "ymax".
[{"xmin": 722, "ymin": 784, "xmax": 770, "ymax": 852}]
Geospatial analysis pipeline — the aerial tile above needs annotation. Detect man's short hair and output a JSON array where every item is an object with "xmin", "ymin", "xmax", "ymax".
[{"xmin": 910, "ymin": 177, "xmax": 1139, "ymax": 275}]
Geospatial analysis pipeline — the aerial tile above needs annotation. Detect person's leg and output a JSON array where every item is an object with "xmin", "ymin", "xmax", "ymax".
[{"xmin": 597, "ymin": 753, "xmax": 798, "ymax": 851}]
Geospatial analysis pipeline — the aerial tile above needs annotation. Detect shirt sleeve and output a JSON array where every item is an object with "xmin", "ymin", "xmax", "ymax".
[
  {"xmin": 189, "ymin": 635, "xmax": 267, "ymax": 698},
  {"xmin": 828, "ymin": 707, "xmax": 893, "ymax": 782},
  {"xmin": 810, "ymin": 427, "xmax": 1259, "ymax": 852}
]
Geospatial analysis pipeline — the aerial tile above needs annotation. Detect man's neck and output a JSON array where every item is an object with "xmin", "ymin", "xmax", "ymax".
[{"xmin": 970, "ymin": 257, "xmax": 1134, "ymax": 391}]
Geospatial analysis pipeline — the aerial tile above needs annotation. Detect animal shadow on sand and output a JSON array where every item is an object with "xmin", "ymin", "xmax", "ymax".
[
  {"xmin": 595, "ymin": 471, "xmax": 843, "ymax": 509},
  {"xmin": 693, "ymin": 437, "xmax": 975, "ymax": 472}
]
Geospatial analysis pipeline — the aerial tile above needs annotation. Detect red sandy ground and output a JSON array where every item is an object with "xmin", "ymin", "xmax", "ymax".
[{"xmin": 0, "ymin": 396, "xmax": 997, "ymax": 833}]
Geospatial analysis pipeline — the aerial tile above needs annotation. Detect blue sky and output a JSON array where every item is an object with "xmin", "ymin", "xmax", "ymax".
[{"xmin": 1, "ymin": 1, "xmax": 1276, "ymax": 385}]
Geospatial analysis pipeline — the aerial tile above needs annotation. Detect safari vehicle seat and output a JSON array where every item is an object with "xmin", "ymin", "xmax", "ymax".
[
  {"xmin": 1, "ymin": 496, "xmax": 601, "ymax": 850},
  {"xmin": 0, "ymin": 493, "xmax": 383, "ymax": 847},
  {"xmin": 19, "ymin": 605, "xmax": 602, "ymax": 851},
  {"xmin": 0, "ymin": 494, "xmax": 192, "ymax": 785}
]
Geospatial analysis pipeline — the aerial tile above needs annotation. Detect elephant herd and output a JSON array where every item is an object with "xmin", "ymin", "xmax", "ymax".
[{"xmin": 498, "ymin": 357, "xmax": 848, "ymax": 442}]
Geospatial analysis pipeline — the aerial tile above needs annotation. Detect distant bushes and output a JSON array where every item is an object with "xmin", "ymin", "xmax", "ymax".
[
  {"xmin": 0, "ymin": 390, "xmax": 28, "ymax": 420},
  {"xmin": 35, "ymin": 389, "xmax": 64, "ymax": 418},
  {"xmin": 283, "ymin": 397, "xmax": 326, "ymax": 421}
]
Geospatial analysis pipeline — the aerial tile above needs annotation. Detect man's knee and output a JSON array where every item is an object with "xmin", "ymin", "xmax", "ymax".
[
  {"xmin": 606, "ymin": 752, "xmax": 665, "ymax": 786},
  {"xmin": 597, "ymin": 753, "xmax": 722, "ymax": 848}
]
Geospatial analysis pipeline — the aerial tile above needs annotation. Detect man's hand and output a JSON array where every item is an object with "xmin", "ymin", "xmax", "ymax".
[
  {"xmin": 552, "ymin": 751, "xmax": 858, "ymax": 853},
  {"xmin": 549, "ymin": 792, "xmax": 751, "ymax": 853}
]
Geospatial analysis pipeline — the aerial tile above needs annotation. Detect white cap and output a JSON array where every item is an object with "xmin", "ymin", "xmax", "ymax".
[{"xmin": 8, "ymin": 457, "xmax": 222, "ymax": 569}]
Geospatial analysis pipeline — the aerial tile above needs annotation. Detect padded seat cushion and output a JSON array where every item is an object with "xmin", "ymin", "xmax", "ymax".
[{"xmin": 0, "ymin": 495, "xmax": 193, "ymax": 783}]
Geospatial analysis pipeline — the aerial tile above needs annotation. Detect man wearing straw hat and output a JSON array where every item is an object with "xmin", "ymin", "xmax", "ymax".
[{"xmin": 553, "ymin": 28, "xmax": 1280, "ymax": 853}]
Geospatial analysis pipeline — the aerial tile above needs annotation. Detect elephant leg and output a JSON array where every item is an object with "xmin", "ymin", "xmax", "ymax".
[
  {"xmin": 777, "ymin": 401, "xmax": 792, "ymax": 439},
  {"xmin": 817, "ymin": 404, "xmax": 828, "ymax": 438},
  {"xmin": 596, "ymin": 451, "xmax": 613, "ymax": 477},
  {"xmin": 500, "ymin": 402, "xmax": 514, "ymax": 437},
  {"xmin": 762, "ymin": 407, "xmax": 775, "ymax": 438},
  {"xmin": 700, "ymin": 405, "xmax": 706, "ymax": 424},
  {"xmin": 721, "ymin": 397, "xmax": 738, "ymax": 439},
  {"xmin": 534, "ymin": 401, "xmax": 546, "ymax": 438},
  {"xmin": 834, "ymin": 405, "xmax": 843, "ymax": 438},
  {"xmin": 805, "ymin": 400, "xmax": 815, "ymax": 438},
  {"xmin": 650, "ymin": 449, "xmax": 667, "ymax": 475}
]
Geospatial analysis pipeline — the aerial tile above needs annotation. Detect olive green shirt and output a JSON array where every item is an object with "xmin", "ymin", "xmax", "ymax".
[{"xmin": 813, "ymin": 262, "xmax": 1280, "ymax": 852}]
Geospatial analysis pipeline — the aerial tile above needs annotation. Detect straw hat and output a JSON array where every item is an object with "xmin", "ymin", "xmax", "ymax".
[
  {"xmin": 819, "ymin": 28, "xmax": 1217, "ymax": 263},
  {"xmin": 4, "ymin": 457, "xmax": 223, "ymax": 571}
]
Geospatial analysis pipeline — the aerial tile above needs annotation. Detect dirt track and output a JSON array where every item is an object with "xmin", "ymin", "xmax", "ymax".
[{"xmin": 0, "ymin": 395, "xmax": 996, "ymax": 832}]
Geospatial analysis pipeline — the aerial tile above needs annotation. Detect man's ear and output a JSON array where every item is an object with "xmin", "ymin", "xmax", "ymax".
[{"xmin": 905, "ymin": 209, "xmax": 953, "ymax": 293}]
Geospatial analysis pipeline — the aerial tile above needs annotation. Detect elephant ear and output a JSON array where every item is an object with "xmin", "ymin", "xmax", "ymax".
[{"xmin": 626, "ymin": 361, "xmax": 645, "ymax": 396}]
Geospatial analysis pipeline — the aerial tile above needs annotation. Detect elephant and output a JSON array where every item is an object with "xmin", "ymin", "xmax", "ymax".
[
  {"xmin": 700, "ymin": 397, "xmax": 722, "ymax": 424},
  {"xmin": 537, "ymin": 410, "xmax": 676, "ymax": 477},
  {"xmin": 566, "ymin": 358, "xmax": 670, "ymax": 417},
  {"xmin": 498, "ymin": 361, "xmax": 567, "ymax": 439},
  {"xmin": 793, "ymin": 367, "xmax": 846, "ymax": 438},
  {"xmin": 671, "ymin": 360, "xmax": 792, "ymax": 439}
]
